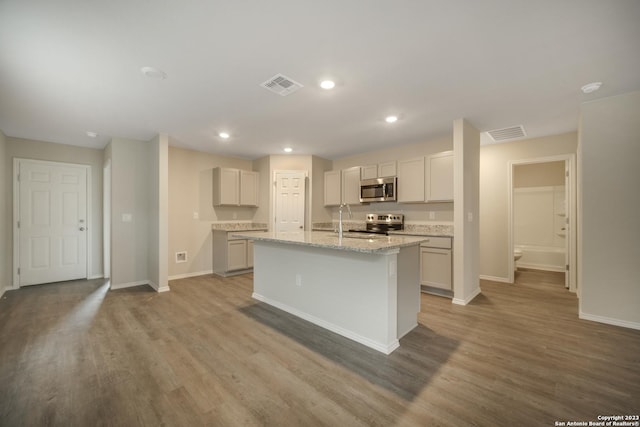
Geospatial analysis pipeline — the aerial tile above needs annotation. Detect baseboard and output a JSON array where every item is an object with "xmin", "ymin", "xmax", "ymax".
[
  {"xmin": 252, "ymin": 292, "xmax": 400, "ymax": 355},
  {"xmin": 579, "ymin": 311, "xmax": 640, "ymax": 331},
  {"xmin": 168, "ymin": 270, "xmax": 213, "ymax": 281},
  {"xmin": 0, "ymin": 285, "xmax": 6, "ymax": 298},
  {"xmin": 88, "ymin": 274, "xmax": 104, "ymax": 280},
  {"xmin": 479, "ymin": 275, "xmax": 512, "ymax": 284},
  {"xmin": 110, "ymin": 280, "xmax": 149, "ymax": 290},
  {"xmin": 148, "ymin": 280, "xmax": 170, "ymax": 293},
  {"xmin": 516, "ymin": 263, "xmax": 565, "ymax": 273},
  {"xmin": 452, "ymin": 286, "xmax": 482, "ymax": 306}
]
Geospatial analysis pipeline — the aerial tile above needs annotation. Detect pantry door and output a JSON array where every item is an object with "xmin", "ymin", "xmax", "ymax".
[
  {"xmin": 274, "ymin": 171, "xmax": 306, "ymax": 232},
  {"xmin": 15, "ymin": 159, "xmax": 89, "ymax": 286}
]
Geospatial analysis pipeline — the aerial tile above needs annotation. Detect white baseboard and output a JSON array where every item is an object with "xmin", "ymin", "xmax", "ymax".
[
  {"xmin": 88, "ymin": 274, "xmax": 104, "ymax": 280},
  {"xmin": 579, "ymin": 311, "xmax": 640, "ymax": 331},
  {"xmin": 452, "ymin": 286, "xmax": 482, "ymax": 306},
  {"xmin": 110, "ymin": 280, "xmax": 149, "ymax": 290},
  {"xmin": 479, "ymin": 275, "xmax": 512, "ymax": 283},
  {"xmin": 147, "ymin": 280, "xmax": 171, "ymax": 293},
  {"xmin": 516, "ymin": 263, "xmax": 565, "ymax": 273},
  {"xmin": 0, "ymin": 285, "xmax": 6, "ymax": 298},
  {"xmin": 168, "ymin": 270, "xmax": 213, "ymax": 281},
  {"xmin": 252, "ymin": 292, "xmax": 400, "ymax": 355}
]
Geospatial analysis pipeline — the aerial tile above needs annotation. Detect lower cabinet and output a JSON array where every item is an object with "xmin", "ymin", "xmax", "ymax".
[
  {"xmin": 419, "ymin": 236, "xmax": 453, "ymax": 297},
  {"xmin": 213, "ymin": 231, "xmax": 257, "ymax": 276}
]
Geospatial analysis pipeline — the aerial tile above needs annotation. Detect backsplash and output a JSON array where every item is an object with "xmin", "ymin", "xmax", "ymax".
[{"xmin": 211, "ymin": 222, "xmax": 268, "ymax": 231}]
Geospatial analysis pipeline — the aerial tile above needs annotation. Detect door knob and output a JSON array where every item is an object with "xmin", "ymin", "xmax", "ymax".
[{"xmin": 79, "ymin": 227, "xmax": 86, "ymax": 231}]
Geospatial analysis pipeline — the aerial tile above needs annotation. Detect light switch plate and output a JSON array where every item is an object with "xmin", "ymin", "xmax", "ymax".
[{"xmin": 122, "ymin": 213, "xmax": 132, "ymax": 222}]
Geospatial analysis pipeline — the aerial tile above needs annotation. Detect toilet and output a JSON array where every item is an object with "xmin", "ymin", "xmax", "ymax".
[{"xmin": 514, "ymin": 249, "xmax": 523, "ymax": 270}]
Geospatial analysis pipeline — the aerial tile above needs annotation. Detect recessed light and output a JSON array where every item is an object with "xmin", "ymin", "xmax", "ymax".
[
  {"xmin": 320, "ymin": 80, "xmax": 335, "ymax": 90},
  {"xmin": 140, "ymin": 66, "xmax": 167, "ymax": 80},
  {"xmin": 385, "ymin": 115, "xmax": 398, "ymax": 123},
  {"xmin": 219, "ymin": 132, "xmax": 230, "ymax": 139},
  {"xmin": 283, "ymin": 147, "xmax": 293, "ymax": 153},
  {"xmin": 581, "ymin": 82, "xmax": 602, "ymax": 94},
  {"xmin": 86, "ymin": 131, "xmax": 98, "ymax": 138}
]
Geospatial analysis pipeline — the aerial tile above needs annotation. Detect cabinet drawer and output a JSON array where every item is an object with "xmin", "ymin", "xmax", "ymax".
[{"xmin": 420, "ymin": 236, "xmax": 452, "ymax": 249}]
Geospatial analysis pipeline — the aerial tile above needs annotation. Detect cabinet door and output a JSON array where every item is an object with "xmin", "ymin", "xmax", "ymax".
[
  {"xmin": 397, "ymin": 157, "xmax": 425, "ymax": 203},
  {"xmin": 378, "ymin": 161, "xmax": 397, "ymax": 178},
  {"xmin": 240, "ymin": 170, "xmax": 259, "ymax": 206},
  {"xmin": 426, "ymin": 151, "xmax": 454, "ymax": 202},
  {"xmin": 213, "ymin": 167, "xmax": 240, "ymax": 206},
  {"xmin": 324, "ymin": 170, "xmax": 341, "ymax": 206},
  {"xmin": 360, "ymin": 164, "xmax": 378, "ymax": 180},
  {"xmin": 227, "ymin": 240, "xmax": 247, "ymax": 271},
  {"xmin": 420, "ymin": 247, "xmax": 452, "ymax": 290},
  {"xmin": 341, "ymin": 167, "xmax": 361, "ymax": 205},
  {"xmin": 247, "ymin": 240, "xmax": 254, "ymax": 268}
]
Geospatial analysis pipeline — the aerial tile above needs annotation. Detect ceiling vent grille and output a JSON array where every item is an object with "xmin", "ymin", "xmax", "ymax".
[
  {"xmin": 487, "ymin": 125, "xmax": 527, "ymax": 142},
  {"xmin": 260, "ymin": 74, "xmax": 304, "ymax": 96}
]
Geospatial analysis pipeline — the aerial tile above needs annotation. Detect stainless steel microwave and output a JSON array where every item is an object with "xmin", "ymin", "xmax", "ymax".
[{"xmin": 360, "ymin": 177, "xmax": 397, "ymax": 203}]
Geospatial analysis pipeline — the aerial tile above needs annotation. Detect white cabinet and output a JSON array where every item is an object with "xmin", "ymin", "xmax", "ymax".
[
  {"xmin": 360, "ymin": 164, "xmax": 378, "ymax": 180},
  {"xmin": 341, "ymin": 167, "xmax": 361, "ymax": 205},
  {"xmin": 212, "ymin": 167, "xmax": 259, "ymax": 206},
  {"xmin": 378, "ymin": 161, "xmax": 397, "ymax": 178},
  {"xmin": 397, "ymin": 157, "xmax": 425, "ymax": 203},
  {"xmin": 361, "ymin": 161, "xmax": 396, "ymax": 179},
  {"xmin": 213, "ymin": 231, "xmax": 259, "ymax": 276},
  {"xmin": 240, "ymin": 170, "xmax": 259, "ymax": 206},
  {"xmin": 324, "ymin": 170, "xmax": 341, "ymax": 206},
  {"xmin": 419, "ymin": 236, "xmax": 453, "ymax": 296},
  {"xmin": 426, "ymin": 151, "xmax": 454, "ymax": 202}
]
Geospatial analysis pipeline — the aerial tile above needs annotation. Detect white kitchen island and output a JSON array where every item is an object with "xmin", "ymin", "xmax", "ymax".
[{"xmin": 232, "ymin": 231, "xmax": 429, "ymax": 354}]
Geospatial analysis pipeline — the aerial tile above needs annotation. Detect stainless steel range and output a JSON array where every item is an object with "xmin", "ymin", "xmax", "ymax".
[{"xmin": 350, "ymin": 213, "xmax": 404, "ymax": 235}]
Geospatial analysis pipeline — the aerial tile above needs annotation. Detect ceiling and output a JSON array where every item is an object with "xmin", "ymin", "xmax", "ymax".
[{"xmin": 1, "ymin": 1, "xmax": 639, "ymax": 160}]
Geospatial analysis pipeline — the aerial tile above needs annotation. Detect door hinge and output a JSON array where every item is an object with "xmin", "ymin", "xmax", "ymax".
[
  {"xmin": 17, "ymin": 267, "xmax": 20, "ymax": 275},
  {"xmin": 566, "ymin": 264, "xmax": 569, "ymax": 271},
  {"xmin": 17, "ymin": 220, "xmax": 20, "ymax": 229},
  {"xmin": 565, "ymin": 170, "xmax": 569, "ymax": 178}
]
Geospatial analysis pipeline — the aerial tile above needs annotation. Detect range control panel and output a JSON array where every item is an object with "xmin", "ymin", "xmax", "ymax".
[{"xmin": 366, "ymin": 213, "xmax": 404, "ymax": 225}]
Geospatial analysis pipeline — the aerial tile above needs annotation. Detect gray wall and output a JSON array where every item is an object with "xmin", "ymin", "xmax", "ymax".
[{"xmin": 579, "ymin": 91, "xmax": 640, "ymax": 327}]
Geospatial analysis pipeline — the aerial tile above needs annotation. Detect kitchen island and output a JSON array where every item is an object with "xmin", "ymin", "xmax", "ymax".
[{"xmin": 232, "ymin": 231, "xmax": 429, "ymax": 354}]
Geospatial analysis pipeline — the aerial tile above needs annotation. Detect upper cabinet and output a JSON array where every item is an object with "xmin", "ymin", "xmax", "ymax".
[
  {"xmin": 213, "ymin": 167, "xmax": 259, "ymax": 206},
  {"xmin": 360, "ymin": 161, "xmax": 397, "ymax": 180},
  {"xmin": 425, "ymin": 151, "xmax": 454, "ymax": 202},
  {"xmin": 341, "ymin": 166, "xmax": 361, "ymax": 205},
  {"xmin": 397, "ymin": 157, "xmax": 425, "ymax": 203},
  {"xmin": 324, "ymin": 170, "xmax": 341, "ymax": 206}
]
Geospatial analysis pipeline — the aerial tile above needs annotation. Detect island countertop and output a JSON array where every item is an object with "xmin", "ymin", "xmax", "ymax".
[{"xmin": 231, "ymin": 230, "xmax": 430, "ymax": 254}]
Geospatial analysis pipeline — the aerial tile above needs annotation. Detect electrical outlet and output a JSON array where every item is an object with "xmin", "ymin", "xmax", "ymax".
[
  {"xmin": 175, "ymin": 251, "xmax": 187, "ymax": 263},
  {"xmin": 295, "ymin": 274, "xmax": 302, "ymax": 287},
  {"xmin": 429, "ymin": 211, "xmax": 435, "ymax": 220},
  {"xmin": 193, "ymin": 212, "xmax": 199, "ymax": 219}
]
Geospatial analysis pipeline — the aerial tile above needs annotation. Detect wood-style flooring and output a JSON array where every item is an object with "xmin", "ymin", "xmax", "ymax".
[{"xmin": 1, "ymin": 270, "xmax": 638, "ymax": 426}]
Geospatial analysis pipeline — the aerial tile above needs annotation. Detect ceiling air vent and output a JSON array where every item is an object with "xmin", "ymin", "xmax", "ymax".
[
  {"xmin": 260, "ymin": 74, "xmax": 304, "ymax": 96},
  {"xmin": 487, "ymin": 125, "xmax": 527, "ymax": 142}
]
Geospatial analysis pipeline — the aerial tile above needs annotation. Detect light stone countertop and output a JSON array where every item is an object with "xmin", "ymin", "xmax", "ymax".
[
  {"xmin": 211, "ymin": 222, "xmax": 268, "ymax": 232},
  {"xmin": 231, "ymin": 231, "xmax": 430, "ymax": 254}
]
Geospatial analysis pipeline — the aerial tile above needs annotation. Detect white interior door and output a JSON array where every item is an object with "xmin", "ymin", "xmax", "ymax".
[
  {"xmin": 17, "ymin": 160, "xmax": 88, "ymax": 286},
  {"xmin": 275, "ymin": 171, "xmax": 306, "ymax": 232},
  {"xmin": 564, "ymin": 162, "xmax": 570, "ymax": 288}
]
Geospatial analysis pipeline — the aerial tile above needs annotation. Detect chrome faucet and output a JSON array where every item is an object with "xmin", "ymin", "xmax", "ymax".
[{"xmin": 338, "ymin": 203, "xmax": 352, "ymax": 239}]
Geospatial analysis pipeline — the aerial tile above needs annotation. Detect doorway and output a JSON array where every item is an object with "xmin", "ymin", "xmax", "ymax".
[
  {"xmin": 273, "ymin": 170, "xmax": 307, "ymax": 232},
  {"xmin": 13, "ymin": 158, "xmax": 91, "ymax": 287},
  {"xmin": 508, "ymin": 155, "xmax": 577, "ymax": 292}
]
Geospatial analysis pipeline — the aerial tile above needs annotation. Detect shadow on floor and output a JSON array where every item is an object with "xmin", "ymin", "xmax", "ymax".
[{"xmin": 239, "ymin": 302, "xmax": 459, "ymax": 401}]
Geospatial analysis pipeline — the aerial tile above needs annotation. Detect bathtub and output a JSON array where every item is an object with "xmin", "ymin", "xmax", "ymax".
[{"xmin": 515, "ymin": 244, "xmax": 565, "ymax": 272}]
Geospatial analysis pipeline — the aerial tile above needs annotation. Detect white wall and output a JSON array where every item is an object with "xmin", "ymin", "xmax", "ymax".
[
  {"xmin": 5, "ymin": 137, "xmax": 104, "ymax": 282},
  {"xmin": 108, "ymin": 138, "xmax": 151, "ymax": 288},
  {"xmin": 479, "ymin": 132, "xmax": 577, "ymax": 281},
  {"xmin": 0, "ymin": 130, "xmax": 7, "ymax": 296},
  {"xmin": 147, "ymin": 134, "xmax": 169, "ymax": 291},
  {"xmin": 579, "ymin": 91, "xmax": 640, "ymax": 328},
  {"xmin": 453, "ymin": 119, "xmax": 481, "ymax": 305},
  {"xmin": 168, "ymin": 145, "xmax": 253, "ymax": 278},
  {"xmin": 311, "ymin": 155, "xmax": 333, "ymax": 224}
]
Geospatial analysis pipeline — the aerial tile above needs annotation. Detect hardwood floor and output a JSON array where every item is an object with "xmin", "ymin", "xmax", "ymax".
[{"xmin": 1, "ymin": 272, "xmax": 638, "ymax": 426}]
